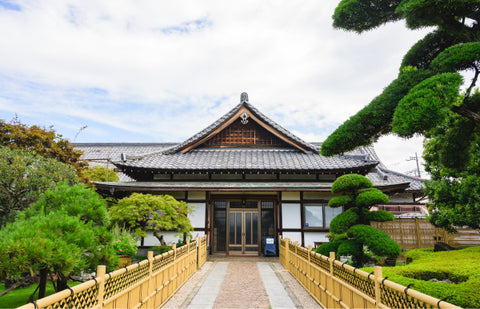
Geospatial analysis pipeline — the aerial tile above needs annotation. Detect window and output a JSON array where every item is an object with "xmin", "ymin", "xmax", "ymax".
[{"xmin": 304, "ymin": 204, "xmax": 342, "ymax": 229}]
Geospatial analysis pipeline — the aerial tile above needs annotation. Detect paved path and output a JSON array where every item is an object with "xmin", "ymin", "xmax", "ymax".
[{"xmin": 163, "ymin": 261, "xmax": 321, "ymax": 309}]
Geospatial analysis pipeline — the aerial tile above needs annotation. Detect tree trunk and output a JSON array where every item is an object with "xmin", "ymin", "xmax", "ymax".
[
  {"xmin": 153, "ymin": 231, "xmax": 166, "ymax": 245},
  {"xmin": 38, "ymin": 268, "xmax": 48, "ymax": 299},
  {"xmin": 55, "ymin": 274, "xmax": 69, "ymax": 292}
]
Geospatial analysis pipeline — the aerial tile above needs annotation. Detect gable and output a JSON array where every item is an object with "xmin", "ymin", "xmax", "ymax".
[
  {"xmin": 165, "ymin": 94, "xmax": 318, "ymax": 154},
  {"xmin": 201, "ymin": 117, "xmax": 292, "ymax": 148}
]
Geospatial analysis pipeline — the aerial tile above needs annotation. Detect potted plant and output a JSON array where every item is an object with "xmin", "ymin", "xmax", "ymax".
[{"xmin": 111, "ymin": 227, "xmax": 138, "ymax": 267}]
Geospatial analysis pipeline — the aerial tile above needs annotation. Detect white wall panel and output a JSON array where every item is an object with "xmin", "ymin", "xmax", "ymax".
[
  {"xmin": 282, "ymin": 232, "xmax": 302, "ymax": 244},
  {"xmin": 304, "ymin": 232, "xmax": 329, "ymax": 248},
  {"xmin": 188, "ymin": 202, "xmax": 206, "ymax": 229},
  {"xmin": 281, "ymin": 203, "xmax": 301, "ymax": 228}
]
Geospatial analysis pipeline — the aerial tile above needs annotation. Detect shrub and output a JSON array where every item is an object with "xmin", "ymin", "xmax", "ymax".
[
  {"xmin": 331, "ymin": 174, "xmax": 372, "ymax": 193},
  {"xmin": 366, "ymin": 210, "xmax": 395, "ymax": 222},
  {"xmin": 330, "ymin": 210, "xmax": 358, "ymax": 234},
  {"xmin": 348, "ymin": 225, "xmax": 401, "ymax": 258}
]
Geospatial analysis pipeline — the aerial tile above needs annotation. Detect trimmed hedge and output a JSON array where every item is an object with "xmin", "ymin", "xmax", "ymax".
[
  {"xmin": 331, "ymin": 174, "xmax": 372, "ymax": 193},
  {"xmin": 355, "ymin": 188, "xmax": 389, "ymax": 207},
  {"xmin": 347, "ymin": 224, "xmax": 401, "ymax": 258},
  {"xmin": 366, "ymin": 210, "xmax": 395, "ymax": 222},
  {"xmin": 328, "ymin": 195, "xmax": 354, "ymax": 208},
  {"xmin": 362, "ymin": 246, "xmax": 480, "ymax": 308},
  {"xmin": 329, "ymin": 209, "xmax": 358, "ymax": 234}
]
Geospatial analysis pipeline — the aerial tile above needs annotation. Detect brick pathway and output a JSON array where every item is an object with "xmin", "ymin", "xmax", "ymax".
[
  {"xmin": 163, "ymin": 261, "xmax": 321, "ymax": 309},
  {"xmin": 213, "ymin": 262, "xmax": 270, "ymax": 308}
]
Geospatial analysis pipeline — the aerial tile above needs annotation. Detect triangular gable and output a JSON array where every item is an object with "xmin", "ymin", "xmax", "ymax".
[{"xmin": 165, "ymin": 93, "xmax": 318, "ymax": 154}]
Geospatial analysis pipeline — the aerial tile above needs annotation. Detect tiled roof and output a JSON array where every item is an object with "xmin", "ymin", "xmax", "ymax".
[
  {"xmin": 163, "ymin": 102, "xmax": 318, "ymax": 154},
  {"xmin": 76, "ymin": 142, "xmax": 424, "ymax": 191},
  {"xmin": 113, "ymin": 147, "xmax": 378, "ymax": 172}
]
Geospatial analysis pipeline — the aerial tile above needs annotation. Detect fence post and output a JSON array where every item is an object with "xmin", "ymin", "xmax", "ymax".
[
  {"xmin": 308, "ymin": 245, "xmax": 312, "ymax": 294},
  {"xmin": 295, "ymin": 241, "xmax": 299, "ymax": 276},
  {"xmin": 172, "ymin": 244, "xmax": 177, "ymax": 292},
  {"xmin": 96, "ymin": 265, "xmax": 106, "ymax": 309},
  {"xmin": 374, "ymin": 266, "xmax": 383, "ymax": 309},
  {"xmin": 146, "ymin": 251, "xmax": 154, "ymax": 308},
  {"xmin": 284, "ymin": 238, "xmax": 289, "ymax": 269},
  {"xmin": 415, "ymin": 217, "xmax": 422, "ymax": 248},
  {"xmin": 329, "ymin": 251, "xmax": 335, "ymax": 307},
  {"xmin": 195, "ymin": 237, "xmax": 199, "ymax": 269}
]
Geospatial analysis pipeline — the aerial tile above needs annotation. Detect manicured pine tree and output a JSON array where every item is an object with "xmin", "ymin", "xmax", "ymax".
[{"xmin": 315, "ymin": 174, "xmax": 401, "ymax": 267}]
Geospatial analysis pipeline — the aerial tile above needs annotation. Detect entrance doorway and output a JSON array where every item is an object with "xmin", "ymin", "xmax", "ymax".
[
  {"xmin": 228, "ymin": 209, "xmax": 259, "ymax": 255},
  {"xmin": 212, "ymin": 199, "xmax": 275, "ymax": 256}
]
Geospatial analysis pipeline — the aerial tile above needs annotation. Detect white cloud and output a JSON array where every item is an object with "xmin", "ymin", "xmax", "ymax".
[{"xmin": 0, "ymin": 0, "xmax": 432, "ymax": 175}]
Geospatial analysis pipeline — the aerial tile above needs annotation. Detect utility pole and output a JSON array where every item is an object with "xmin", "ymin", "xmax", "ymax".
[{"xmin": 407, "ymin": 152, "xmax": 421, "ymax": 178}]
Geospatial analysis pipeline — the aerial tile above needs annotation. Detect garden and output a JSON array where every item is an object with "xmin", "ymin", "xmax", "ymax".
[{"xmin": 362, "ymin": 246, "xmax": 480, "ymax": 308}]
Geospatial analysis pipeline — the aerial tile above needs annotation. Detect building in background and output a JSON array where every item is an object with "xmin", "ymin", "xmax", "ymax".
[{"xmin": 76, "ymin": 93, "xmax": 425, "ymax": 256}]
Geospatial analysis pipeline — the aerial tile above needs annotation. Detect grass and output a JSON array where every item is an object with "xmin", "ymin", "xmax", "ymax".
[
  {"xmin": 0, "ymin": 281, "xmax": 81, "ymax": 309},
  {"xmin": 362, "ymin": 246, "xmax": 480, "ymax": 308}
]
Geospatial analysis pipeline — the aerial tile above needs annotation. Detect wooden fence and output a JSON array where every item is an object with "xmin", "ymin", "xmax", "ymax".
[
  {"xmin": 18, "ymin": 236, "xmax": 207, "ymax": 309},
  {"xmin": 372, "ymin": 218, "xmax": 480, "ymax": 250},
  {"xmin": 279, "ymin": 237, "xmax": 461, "ymax": 309}
]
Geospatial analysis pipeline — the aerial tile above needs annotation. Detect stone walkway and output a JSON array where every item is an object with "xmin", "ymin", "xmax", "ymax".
[{"xmin": 162, "ymin": 261, "xmax": 321, "ymax": 309}]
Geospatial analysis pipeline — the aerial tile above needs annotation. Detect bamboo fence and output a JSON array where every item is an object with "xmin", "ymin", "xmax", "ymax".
[
  {"xmin": 372, "ymin": 218, "xmax": 480, "ymax": 250},
  {"xmin": 279, "ymin": 237, "xmax": 462, "ymax": 309},
  {"xmin": 17, "ymin": 236, "xmax": 207, "ymax": 309}
]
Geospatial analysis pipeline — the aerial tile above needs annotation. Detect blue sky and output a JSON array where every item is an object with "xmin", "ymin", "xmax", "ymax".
[{"xmin": 0, "ymin": 1, "xmax": 431, "ymax": 175}]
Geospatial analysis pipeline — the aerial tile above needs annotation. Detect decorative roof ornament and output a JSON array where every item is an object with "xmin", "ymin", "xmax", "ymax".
[
  {"xmin": 240, "ymin": 112, "xmax": 249, "ymax": 124},
  {"xmin": 240, "ymin": 92, "xmax": 249, "ymax": 103}
]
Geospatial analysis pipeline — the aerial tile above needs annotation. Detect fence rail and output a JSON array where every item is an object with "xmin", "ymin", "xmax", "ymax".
[
  {"xmin": 18, "ymin": 236, "xmax": 207, "ymax": 309},
  {"xmin": 279, "ymin": 236, "xmax": 462, "ymax": 309},
  {"xmin": 372, "ymin": 218, "xmax": 480, "ymax": 250}
]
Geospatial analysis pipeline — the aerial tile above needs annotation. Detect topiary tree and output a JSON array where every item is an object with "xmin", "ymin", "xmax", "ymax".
[
  {"xmin": 321, "ymin": 0, "xmax": 480, "ymax": 232},
  {"xmin": 109, "ymin": 193, "xmax": 194, "ymax": 245},
  {"xmin": 315, "ymin": 174, "xmax": 401, "ymax": 267},
  {"xmin": 0, "ymin": 181, "xmax": 118, "ymax": 301},
  {"xmin": 0, "ymin": 146, "xmax": 79, "ymax": 226}
]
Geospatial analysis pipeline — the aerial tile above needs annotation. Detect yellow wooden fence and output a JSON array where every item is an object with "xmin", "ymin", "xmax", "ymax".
[
  {"xmin": 18, "ymin": 236, "xmax": 207, "ymax": 309},
  {"xmin": 279, "ymin": 237, "xmax": 461, "ymax": 309},
  {"xmin": 372, "ymin": 218, "xmax": 480, "ymax": 250}
]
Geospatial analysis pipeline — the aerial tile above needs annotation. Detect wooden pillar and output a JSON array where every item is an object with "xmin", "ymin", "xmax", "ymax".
[
  {"xmin": 172, "ymin": 244, "xmax": 177, "ymax": 292},
  {"xmin": 374, "ymin": 266, "xmax": 383, "ymax": 309},
  {"xmin": 146, "ymin": 251, "xmax": 154, "ymax": 308},
  {"xmin": 96, "ymin": 265, "xmax": 106, "ymax": 309},
  {"xmin": 329, "ymin": 251, "xmax": 335, "ymax": 308},
  {"xmin": 308, "ymin": 245, "xmax": 312, "ymax": 294}
]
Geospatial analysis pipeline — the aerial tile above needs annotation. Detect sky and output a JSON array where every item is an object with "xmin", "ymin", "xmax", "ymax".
[{"xmin": 0, "ymin": 0, "xmax": 431, "ymax": 177}]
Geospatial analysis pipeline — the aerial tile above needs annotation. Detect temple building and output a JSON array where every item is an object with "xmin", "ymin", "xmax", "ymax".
[{"xmin": 76, "ymin": 93, "xmax": 424, "ymax": 256}]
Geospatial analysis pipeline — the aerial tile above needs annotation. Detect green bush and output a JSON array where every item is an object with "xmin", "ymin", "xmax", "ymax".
[
  {"xmin": 362, "ymin": 246, "xmax": 480, "ymax": 308},
  {"xmin": 152, "ymin": 245, "xmax": 173, "ymax": 255},
  {"xmin": 356, "ymin": 188, "xmax": 390, "ymax": 207},
  {"xmin": 366, "ymin": 210, "xmax": 395, "ymax": 222},
  {"xmin": 348, "ymin": 225, "xmax": 401, "ymax": 258},
  {"xmin": 329, "ymin": 210, "xmax": 358, "ymax": 234},
  {"xmin": 328, "ymin": 195, "xmax": 353, "ymax": 208},
  {"xmin": 315, "ymin": 241, "xmax": 340, "ymax": 257},
  {"xmin": 331, "ymin": 174, "xmax": 372, "ymax": 193}
]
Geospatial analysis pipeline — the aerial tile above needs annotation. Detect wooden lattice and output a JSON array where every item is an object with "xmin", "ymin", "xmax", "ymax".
[{"xmin": 203, "ymin": 118, "xmax": 290, "ymax": 147}]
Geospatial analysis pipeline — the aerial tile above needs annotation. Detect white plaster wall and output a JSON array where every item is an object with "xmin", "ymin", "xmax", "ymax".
[
  {"xmin": 281, "ymin": 204, "xmax": 301, "ymax": 228},
  {"xmin": 143, "ymin": 231, "xmax": 179, "ymax": 246},
  {"xmin": 304, "ymin": 232, "xmax": 329, "ymax": 247},
  {"xmin": 188, "ymin": 202, "xmax": 206, "ymax": 229},
  {"xmin": 282, "ymin": 232, "xmax": 302, "ymax": 244}
]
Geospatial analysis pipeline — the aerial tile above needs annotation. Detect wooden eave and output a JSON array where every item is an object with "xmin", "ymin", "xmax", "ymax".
[{"xmin": 174, "ymin": 104, "xmax": 313, "ymax": 154}]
